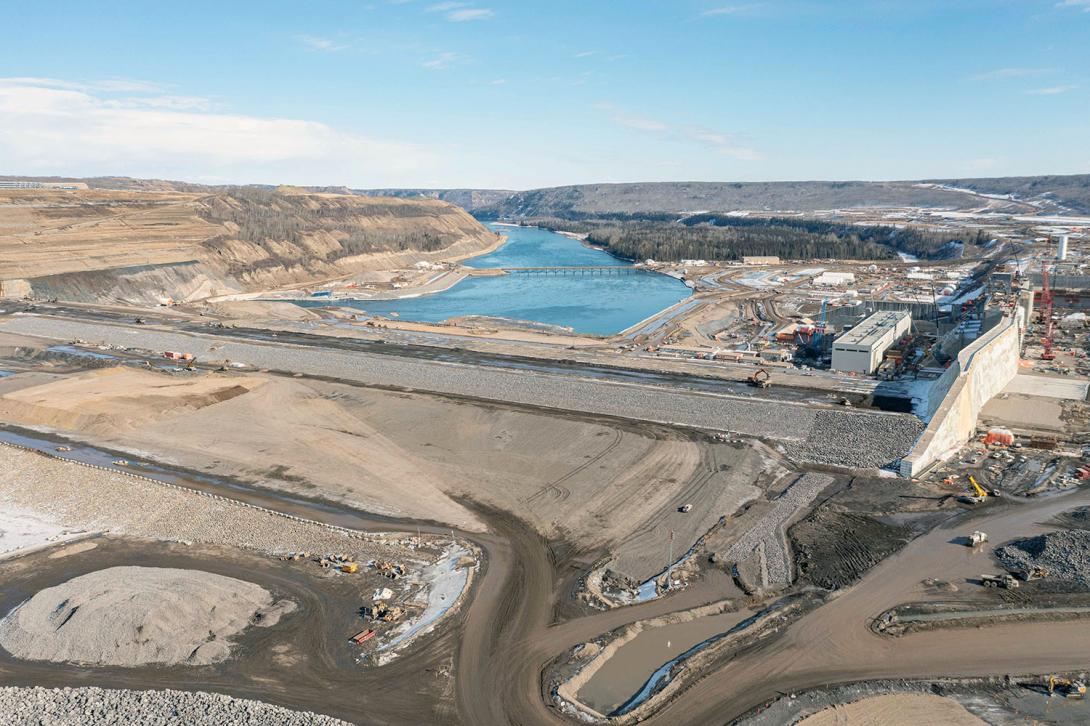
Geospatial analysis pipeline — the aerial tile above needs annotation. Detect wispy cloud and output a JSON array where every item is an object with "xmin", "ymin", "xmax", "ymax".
[
  {"xmin": 420, "ymin": 51, "xmax": 465, "ymax": 70},
  {"xmin": 594, "ymin": 102, "xmax": 760, "ymax": 160},
  {"xmin": 701, "ymin": 4, "xmax": 763, "ymax": 16},
  {"xmin": 1056, "ymin": 0, "xmax": 1090, "ymax": 11},
  {"xmin": 448, "ymin": 8, "xmax": 493, "ymax": 21},
  {"xmin": 593, "ymin": 102, "xmax": 668, "ymax": 132},
  {"xmin": 682, "ymin": 126, "xmax": 762, "ymax": 160},
  {"xmin": 5, "ymin": 77, "xmax": 164, "ymax": 94},
  {"xmin": 574, "ymin": 50, "xmax": 599, "ymax": 58},
  {"xmin": 1028, "ymin": 84, "xmax": 1077, "ymax": 95},
  {"xmin": 298, "ymin": 35, "xmax": 347, "ymax": 52},
  {"xmin": 425, "ymin": 2, "xmax": 493, "ymax": 21},
  {"xmin": 0, "ymin": 77, "xmax": 433, "ymax": 185},
  {"xmin": 488, "ymin": 78, "xmax": 507, "ymax": 85},
  {"xmin": 971, "ymin": 67, "xmax": 1050, "ymax": 80}
]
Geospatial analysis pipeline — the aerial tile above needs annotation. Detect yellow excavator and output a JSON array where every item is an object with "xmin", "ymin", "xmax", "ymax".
[
  {"xmin": 961, "ymin": 475, "xmax": 1000, "ymax": 504},
  {"xmin": 1049, "ymin": 675, "xmax": 1087, "ymax": 698}
]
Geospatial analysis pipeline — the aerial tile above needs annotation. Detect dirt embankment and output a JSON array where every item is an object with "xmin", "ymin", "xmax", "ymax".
[{"xmin": 0, "ymin": 188, "xmax": 499, "ymax": 305}]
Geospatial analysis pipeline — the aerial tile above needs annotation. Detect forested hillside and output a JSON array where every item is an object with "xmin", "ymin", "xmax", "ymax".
[{"xmin": 527, "ymin": 216, "xmax": 988, "ymax": 262}]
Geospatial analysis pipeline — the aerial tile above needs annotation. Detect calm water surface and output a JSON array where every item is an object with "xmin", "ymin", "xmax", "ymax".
[{"xmin": 304, "ymin": 224, "xmax": 690, "ymax": 336}]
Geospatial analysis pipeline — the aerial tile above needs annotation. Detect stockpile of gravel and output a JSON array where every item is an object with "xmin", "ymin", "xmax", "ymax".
[
  {"xmin": 0, "ymin": 566, "xmax": 293, "ymax": 667},
  {"xmin": 786, "ymin": 410, "xmax": 924, "ymax": 469},
  {"xmin": 0, "ymin": 686, "xmax": 351, "ymax": 725},
  {"xmin": 995, "ymin": 530, "xmax": 1090, "ymax": 587}
]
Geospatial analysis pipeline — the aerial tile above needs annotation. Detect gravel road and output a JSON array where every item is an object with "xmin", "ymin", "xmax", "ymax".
[
  {"xmin": 0, "ymin": 316, "xmax": 923, "ymax": 468},
  {"xmin": 0, "ymin": 686, "xmax": 351, "ymax": 725}
]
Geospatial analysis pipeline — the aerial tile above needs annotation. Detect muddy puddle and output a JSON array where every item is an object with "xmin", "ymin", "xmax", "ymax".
[{"xmin": 577, "ymin": 609, "xmax": 754, "ymax": 715}]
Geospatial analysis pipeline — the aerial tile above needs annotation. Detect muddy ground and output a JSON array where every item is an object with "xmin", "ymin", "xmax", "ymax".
[{"xmin": 0, "ymin": 537, "xmax": 460, "ymax": 725}]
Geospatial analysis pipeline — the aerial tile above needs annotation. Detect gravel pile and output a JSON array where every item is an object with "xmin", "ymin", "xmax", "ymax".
[
  {"xmin": 0, "ymin": 316, "xmax": 923, "ymax": 468},
  {"xmin": 722, "ymin": 472, "xmax": 833, "ymax": 588},
  {"xmin": 995, "ymin": 530, "xmax": 1090, "ymax": 587},
  {"xmin": 0, "ymin": 566, "xmax": 290, "ymax": 667},
  {"xmin": 0, "ymin": 446, "xmax": 416, "ymax": 564},
  {"xmin": 786, "ymin": 410, "xmax": 924, "ymax": 469},
  {"xmin": 0, "ymin": 686, "xmax": 351, "ymax": 725}
]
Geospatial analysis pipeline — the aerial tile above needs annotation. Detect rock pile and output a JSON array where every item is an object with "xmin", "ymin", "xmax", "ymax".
[
  {"xmin": 0, "ymin": 686, "xmax": 350, "ymax": 725},
  {"xmin": 995, "ymin": 530, "xmax": 1090, "ymax": 587}
]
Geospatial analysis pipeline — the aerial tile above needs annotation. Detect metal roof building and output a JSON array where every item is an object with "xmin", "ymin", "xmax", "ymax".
[{"xmin": 831, "ymin": 310, "xmax": 911, "ymax": 374}]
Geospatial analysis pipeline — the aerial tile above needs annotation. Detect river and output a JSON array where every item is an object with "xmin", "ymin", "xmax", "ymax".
[{"xmin": 303, "ymin": 224, "xmax": 691, "ymax": 336}]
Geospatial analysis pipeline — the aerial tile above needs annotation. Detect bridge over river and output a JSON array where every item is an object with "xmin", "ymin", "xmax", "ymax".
[{"xmin": 500, "ymin": 266, "xmax": 645, "ymax": 275}]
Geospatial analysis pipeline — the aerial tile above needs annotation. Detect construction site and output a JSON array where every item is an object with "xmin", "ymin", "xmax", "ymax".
[{"xmin": 0, "ymin": 180, "xmax": 1088, "ymax": 725}]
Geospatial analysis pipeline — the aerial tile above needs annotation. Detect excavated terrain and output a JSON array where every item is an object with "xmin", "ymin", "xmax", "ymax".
[{"xmin": 0, "ymin": 188, "xmax": 498, "ymax": 304}]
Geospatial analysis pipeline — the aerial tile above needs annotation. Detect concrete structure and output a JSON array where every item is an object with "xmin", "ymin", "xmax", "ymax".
[
  {"xmin": 1058, "ymin": 235, "xmax": 1069, "ymax": 261},
  {"xmin": 813, "ymin": 271, "xmax": 856, "ymax": 287},
  {"xmin": 742, "ymin": 256, "xmax": 780, "ymax": 265},
  {"xmin": 831, "ymin": 310, "xmax": 911, "ymax": 374},
  {"xmin": 899, "ymin": 311, "xmax": 1022, "ymax": 476}
]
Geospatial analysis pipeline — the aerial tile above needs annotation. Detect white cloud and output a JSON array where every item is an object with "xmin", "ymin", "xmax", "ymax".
[
  {"xmin": 447, "ymin": 7, "xmax": 493, "ymax": 21},
  {"xmin": 0, "ymin": 78, "xmax": 434, "ymax": 186},
  {"xmin": 298, "ymin": 35, "xmax": 348, "ymax": 52},
  {"xmin": 593, "ymin": 102, "xmax": 668, "ymax": 131},
  {"xmin": 425, "ymin": 2, "xmax": 492, "ymax": 21},
  {"xmin": 1028, "ymin": 84, "xmax": 1077, "ymax": 95},
  {"xmin": 594, "ymin": 102, "xmax": 760, "ymax": 160},
  {"xmin": 1057, "ymin": 0, "xmax": 1090, "ymax": 11},
  {"xmin": 971, "ymin": 67, "xmax": 1050, "ymax": 80},
  {"xmin": 701, "ymin": 4, "xmax": 762, "ymax": 16},
  {"xmin": 574, "ymin": 50, "xmax": 599, "ymax": 58},
  {"xmin": 683, "ymin": 127, "xmax": 763, "ymax": 160},
  {"xmin": 420, "ymin": 51, "xmax": 465, "ymax": 70}
]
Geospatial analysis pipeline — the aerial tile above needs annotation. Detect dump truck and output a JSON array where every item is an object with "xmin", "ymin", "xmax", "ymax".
[
  {"xmin": 981, "ymin": 573, "xmax": 1019, "ymax": 589},
  {"xmin": 967, "ymin": 530, "xmax": 988, "ymax": 547}
]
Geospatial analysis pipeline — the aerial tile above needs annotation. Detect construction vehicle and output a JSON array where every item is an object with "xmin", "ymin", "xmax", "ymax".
[
  {"xmin": 981, "ymin": 573, "xmax": 1019, "ymax": 589},
  {"xmin": 349, "ymin": 629, "xmax": 376, "ymax": 645},
  {"xmin": 1049, "ymin": 675, "xmax": 1087, "ymax": 698},
  {"xmin": 959, "ymin": 475, "xmax": 999, "ymax": 504},
  {"xmin": 747, "ymin": 368, "xmax": 771, "ymax": 389},
  {"xmin": 1019, "ymin": 565, "xmax": 1050, "ymax": 581},
  {"xmin": 678, "ymin": 503, "xmax": 693, "ymax": 513},
  {"xmin": 967, "ymin": 530, "xmax": 988, "ymax": 547},
  {"xmin": 340, "ymin": 562, "xmax": 359, "ymax": 574}
]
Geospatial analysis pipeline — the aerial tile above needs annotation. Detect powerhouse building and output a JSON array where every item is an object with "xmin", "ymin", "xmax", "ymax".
[{"xmin": 831, "ymin": 310, "xmax": 911, "ymax": 374}]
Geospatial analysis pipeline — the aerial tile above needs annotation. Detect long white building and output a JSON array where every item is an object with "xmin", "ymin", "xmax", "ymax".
[{"xmin": 831, "ymin": 310, "xmax": 911, "ymax": 374}]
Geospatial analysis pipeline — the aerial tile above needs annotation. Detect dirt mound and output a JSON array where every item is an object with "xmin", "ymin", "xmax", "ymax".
[
  {"xmin": 995, "ymin": 530, "xmax": 1090, "ymax": 587},
  {"xmin": 797, "ymin": 693, "xmax": 985, "ymax": 725},
  {"xmin": 0, "ymin": 566, "xmax": 293, "ymax": 667}
]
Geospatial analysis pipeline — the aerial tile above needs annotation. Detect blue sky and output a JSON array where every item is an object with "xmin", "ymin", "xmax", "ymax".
[{"xmin": 2, "ymin": 0, "xmax": 1088, "ymax": 188}]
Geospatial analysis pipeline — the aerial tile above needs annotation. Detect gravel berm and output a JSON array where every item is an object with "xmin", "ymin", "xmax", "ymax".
[
  {"xmin": 0, "ymin": 686, "xmax": 351, "ymax": 725},
  {"xmin": 0, "ymin": 316, "xmax": 924, "ymax": 469}
]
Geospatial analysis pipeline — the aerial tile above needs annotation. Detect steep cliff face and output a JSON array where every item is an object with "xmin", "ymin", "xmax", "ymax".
[{"xmin": 0, "ymin": 188, "xmax": 499, "ymax": 304}]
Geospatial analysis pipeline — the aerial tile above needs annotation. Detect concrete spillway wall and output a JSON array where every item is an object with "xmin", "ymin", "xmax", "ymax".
[{"xmin": 899, "ymin": 312, "xmax": 1022, "ymax": 477}]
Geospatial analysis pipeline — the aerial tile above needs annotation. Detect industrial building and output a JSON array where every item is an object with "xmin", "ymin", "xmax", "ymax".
[{"xmin": 831, "ymin": 310, "xmax": 911, "ymax": 374}]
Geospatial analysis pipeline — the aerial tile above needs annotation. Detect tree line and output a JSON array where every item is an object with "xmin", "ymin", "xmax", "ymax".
[{"xmin": 511, "ymin": 214, "xmax": 989, "ymax": 262}]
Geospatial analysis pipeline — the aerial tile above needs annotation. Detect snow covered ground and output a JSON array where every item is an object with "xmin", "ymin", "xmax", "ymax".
[{"xmin": 0, "ymin": 506, "xmax": 91, "ymax": 560}]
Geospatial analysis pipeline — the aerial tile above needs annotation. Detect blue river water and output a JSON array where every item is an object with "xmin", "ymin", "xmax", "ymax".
[{"xmin": 300, "ymin": 224, "xmax": 691, "ymax": 336}]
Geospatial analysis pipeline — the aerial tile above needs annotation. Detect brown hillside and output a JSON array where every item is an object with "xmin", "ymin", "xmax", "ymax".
[{"xmin": 0, "ymin": 188, "xmax": 498, "ymax": 304}]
